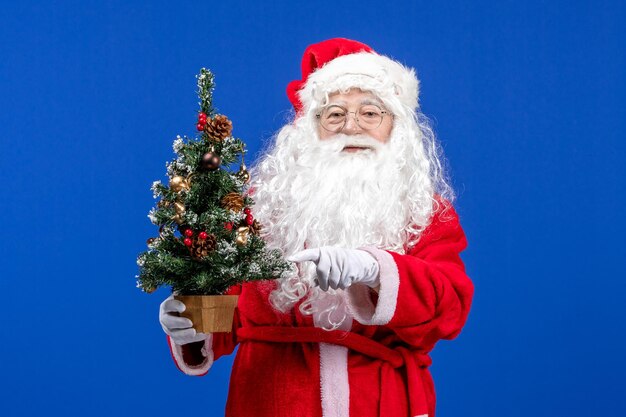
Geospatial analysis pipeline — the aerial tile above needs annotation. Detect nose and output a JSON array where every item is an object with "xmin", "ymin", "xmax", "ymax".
[{"xmin": 342, "ymin": 113, "xmax": 362, "ymax": 134}]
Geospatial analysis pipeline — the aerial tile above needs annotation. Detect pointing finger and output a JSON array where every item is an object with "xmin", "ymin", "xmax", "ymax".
[
  {"xmin": 287, "ymin": 248, "xmax": 321, "ymax": 263},
  {"xmin": 316, "ymin": 248, "xmax": 331, "ymax": 291}
]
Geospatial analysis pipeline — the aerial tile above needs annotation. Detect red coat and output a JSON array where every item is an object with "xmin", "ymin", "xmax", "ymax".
[{"xmin": 167, "ymin": 201, "xmax": 474, "ymax": 417}]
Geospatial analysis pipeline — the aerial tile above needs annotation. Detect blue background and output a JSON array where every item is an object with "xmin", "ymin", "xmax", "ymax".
[{"xmin": 1, "ymin": 1, "xmax": 624, "ymax": 416}]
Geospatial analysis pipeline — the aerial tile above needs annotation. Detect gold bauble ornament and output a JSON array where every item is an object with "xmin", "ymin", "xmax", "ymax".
[
  {"xmin": 174, "ymin": 201, "xmax": 186, "ymax": 215},
  {"xmin": 238, "ymin": 165, "xmax": 250, "ymax": 184},
  {"xmin": 237, "ymin": 144, "xmax": 250, "ymax": 184},
  {"xmin": 235, "ymin": 226, "xmax": 249, "ymax": 246},
  {"xmin": 172, "ymin": 214, "xmax": 184, "ymax": 224},
  {"xmin": 169, "ymin": 176, "xmax": 189, "ymax": 192}
]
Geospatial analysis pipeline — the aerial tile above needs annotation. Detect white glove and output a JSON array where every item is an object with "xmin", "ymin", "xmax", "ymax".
[
  {"xmin": 287, "ymin": 246, "xmax": 380, "ymax": 291},
  {"xmin": 159, "ymin": 294, "xmax": 206, "ymax": 345}
]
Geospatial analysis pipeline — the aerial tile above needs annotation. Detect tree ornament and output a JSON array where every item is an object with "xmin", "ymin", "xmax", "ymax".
[
  {"xmin": 204, "ymin": 234, "xmax": 217, "ymax": 251},
  {"xmin": 248, "ymin": 219, "xmax": 262, "ymax": 236},
  {"xmin": 198, "ymin": 231, "xmax": 208, "ymax": 240},
  {"xmin": 205, "ymin": 114, "xmax": 233, "ymax": 141},
  {"xmin": 197, "ymin": 111, "xmax": 207, "ymax": 131},
  {"xmin": 189, "ymin": 233, "xmax": 217, "ymax": 259},
  {"xmin": 221, "ymin": 192, "xmax": 245, "ymax": 212},
  {"xmin": 243, "ymin": 207, "xmax": 251, "ymax": 215},
  {"xmin": 202, "ymin": 150, "xmax": 221, "ymax": 171},
  {"xmin": 238, "ymin": 165, "xmax": 250, "ymax": 184},
  {"xmin": 184, "ymin": 229, "xmax": 194, "ymax": 237},
  {"xmin": 169, "ymin": 176, "xmax": 190, "ymax": 193},
  {"xmin": 237, "ymin": 143, "xmax": 251, "ymax": 184},
  {"xmin": 172, "ymin": 214, "xmax": 184, "ymax": 225},
  {"xmin": 146, "ymin": 237, "xmax": 156, "ymax": 246},
  {"xmin": 224, "ymin": 222, "xmax": 233, "ymax": 231},
  {"xmin": 174, "ymin": 201, "xmax": 186, "ymax": 215},
  {"xmin": 183, "ymin": 238, "xmax": 193, "ymax": 247},
  {"xmin": 245, "ymin": 214, "xmax": 254, "ymax": 225},
  {"xmin": 143, "ymin": 286, "xmax": 157, "ymax": 294},
  {"xmin": 235, "ymin": 226, "xmax": 249, "ymax": 247}
]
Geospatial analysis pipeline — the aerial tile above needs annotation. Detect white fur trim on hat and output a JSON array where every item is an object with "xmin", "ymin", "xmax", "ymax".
[{"xmin": 297, "ymin": 52, "xmax": 420, "ymax": 113}]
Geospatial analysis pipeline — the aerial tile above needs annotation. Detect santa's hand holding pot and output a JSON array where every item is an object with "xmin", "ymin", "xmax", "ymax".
[
  {"xmin": 287, "ymin": 246, "xmax": 380, "ymax": 291},
  {"xmin": 159, "ymin": 294, "xmax": 206, "ymax": 345}
]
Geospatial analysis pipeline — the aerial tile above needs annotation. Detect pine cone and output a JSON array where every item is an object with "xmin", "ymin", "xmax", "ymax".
[
  {"xmin": 205, "ymin": 115, "xmax": 232, "ymax": 141},
  {"xmin": 205, "ymin": 234, "xmax": 217, "ymax": 251},
  {"xmin": 221, "ymin": 192, "xmax": 244, "ymax": 212},
  {"xmin": 248, "ymin": 219, "xmax": 262, "ymax": 235},
  {"xmin": 190, "ymin": 234, "xmax": 217, "ymax": 259}
]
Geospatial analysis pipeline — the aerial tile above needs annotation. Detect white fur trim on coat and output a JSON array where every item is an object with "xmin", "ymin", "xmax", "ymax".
[
  {"xmin": 346, "ymin": 246, "xmax": 399, "ymax": 326},
  {"xmin": 319, "ymin": 343, "xmax": 350, "ymax": 417},
  {"xmin": 313, "ymin": 294, "xmax": 352, "ymax": 416},
  {"xmin": 169, "ymin": 333, "xmax": 214, "ymax": 376},
  {"xmin": 298, "ymin": 52, "xmax": 420, "ymax": 113}
]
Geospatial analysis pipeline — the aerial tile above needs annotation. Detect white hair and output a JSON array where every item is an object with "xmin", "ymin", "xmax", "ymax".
[{"xmin": 249, "ymin": 87, "xmax": 454, "ymax": 330}]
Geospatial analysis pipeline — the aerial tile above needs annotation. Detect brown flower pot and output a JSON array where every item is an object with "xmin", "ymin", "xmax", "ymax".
[{"xmin": 174, "ymin": 295, "xmax": 239, "ymax": 333}]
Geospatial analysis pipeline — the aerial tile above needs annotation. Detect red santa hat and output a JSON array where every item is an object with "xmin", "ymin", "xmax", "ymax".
[{"xmin": 286, "ymin": 38, "xmax": 420, "ymax": 115}]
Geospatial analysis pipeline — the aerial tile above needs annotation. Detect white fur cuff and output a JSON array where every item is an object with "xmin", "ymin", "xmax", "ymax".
[
  {"xmin": 169, "ymin": 333, "xmax": 214, "ymax": 376},
  {"xmin": 346, "ymin": 246, "xmax": 399, "ymax": 325}
]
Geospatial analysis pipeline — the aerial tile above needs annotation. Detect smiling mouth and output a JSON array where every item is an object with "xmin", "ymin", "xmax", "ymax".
[{"xmin": 342, "ymin": 146, "xmax": 372, "ymax": 152}]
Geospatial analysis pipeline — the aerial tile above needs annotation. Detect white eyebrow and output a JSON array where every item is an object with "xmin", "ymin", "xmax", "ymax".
[
  {"xmin": 327, "ymin": 98, "xmax": 384, "ymax": 107},
  {"xmin": 360, "ymin": 98, "xmax": 384, "ymax": 106}
]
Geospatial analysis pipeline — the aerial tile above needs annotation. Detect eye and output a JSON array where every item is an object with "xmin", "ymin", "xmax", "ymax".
[
  {"xmin": 323, "ymin": 106, "xmax": 346, "ymax": 121},
  {"xmin": 359, "ymin": 106, "xmax": 383, "ymax": 118}
]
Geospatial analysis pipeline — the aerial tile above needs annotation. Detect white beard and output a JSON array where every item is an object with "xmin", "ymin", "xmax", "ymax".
[
  {"xmin": 280, "ymin": 133, "xmax": 409, "ymax": 249},
  {"xmin": 249, "ymin": 118, "xmax": 438, "ymax": 329}
]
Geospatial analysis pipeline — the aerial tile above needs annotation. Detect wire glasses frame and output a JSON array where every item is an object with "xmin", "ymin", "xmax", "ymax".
[{"xmin": 315, "ymin": 104, "xmax": 392, "ymax": 133}]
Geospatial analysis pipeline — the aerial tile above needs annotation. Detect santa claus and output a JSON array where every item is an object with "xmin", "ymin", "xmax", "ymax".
[{"xmin": 159, "ymin": 38, "xmax": 474, "ymax": 417}]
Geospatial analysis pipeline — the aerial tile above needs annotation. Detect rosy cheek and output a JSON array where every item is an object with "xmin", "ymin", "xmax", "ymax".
[{"xmin": 375, "ymin": 131, "xmax": 389, "ymax": 143}]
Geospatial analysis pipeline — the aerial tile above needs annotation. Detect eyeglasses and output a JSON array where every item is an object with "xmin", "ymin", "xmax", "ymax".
[{"xmin": 316, "ymin": 104, "xmax": 391, "ymax": 133}]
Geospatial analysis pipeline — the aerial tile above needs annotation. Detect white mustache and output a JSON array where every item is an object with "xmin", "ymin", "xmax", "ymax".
[{"xmin": 322, "ymin": 133, "xmax": 384, "ymax": 151}]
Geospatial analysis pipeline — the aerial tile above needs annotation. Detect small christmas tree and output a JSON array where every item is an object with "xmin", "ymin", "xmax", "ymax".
[{"xmin": 136, "ymin": 68, "xmax": 291, "ymax": 298}]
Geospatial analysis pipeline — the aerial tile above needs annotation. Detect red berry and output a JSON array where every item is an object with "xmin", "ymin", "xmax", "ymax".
[
  {"xmin": 198, "ymin": 112, "xmax": 207, "ymax": 121},
  {"xmin": 184, "ymin": 229, "xmax": 194, "ymax": 237},
  {"xmin": 183, "ymin": 238, "xmax": 193, "ymax": 246},
  {"xmin": 243, "ymin": 207, "xmax": 251, "ymax": 215},
  {"xmin": 225, "ymin": 222, "xmax": 233, "ymax": 231},
  {"xmin": 198, "ymin": 231, "xmax": 208, "ymax": 240},
  {"xmin": 196, "ymin": 122, "xmax": 205, "ymax": 131},
  {"xmin": 245, "ymin": 215, "xmax": 254, "ymax": 225}
]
